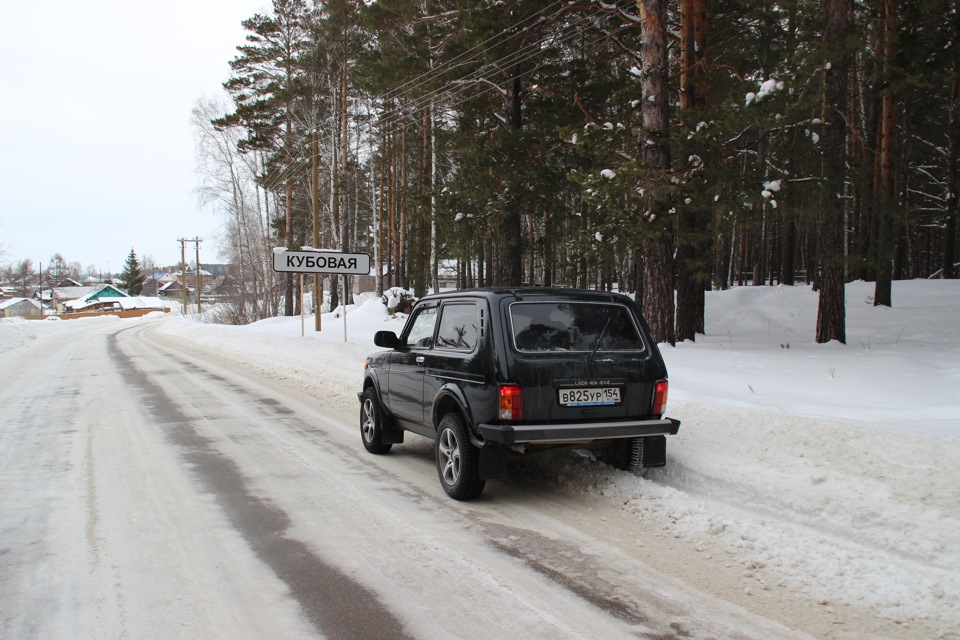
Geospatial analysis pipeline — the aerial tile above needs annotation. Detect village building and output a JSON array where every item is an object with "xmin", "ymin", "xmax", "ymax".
[
  {"xmin": 29, "ymin": 283, "xmax": 169, "ymax": 317},
  {"xmin": 35, "ymin": 284, "xmax": 128, "ymax": 313},
  {"xmin": 0, "ymin": 297, "xmax": 42, "ymax": 319}
]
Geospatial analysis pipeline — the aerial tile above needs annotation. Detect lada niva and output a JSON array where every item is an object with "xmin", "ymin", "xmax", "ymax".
[{"xmin": 359, "ymin": 288, "xmax": 680, "ymax": 500}]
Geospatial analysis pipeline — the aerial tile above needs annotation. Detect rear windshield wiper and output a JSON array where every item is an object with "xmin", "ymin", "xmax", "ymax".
[{"xmin": 588, "ymin": 316, "xmax": 611, "ymax": 362}]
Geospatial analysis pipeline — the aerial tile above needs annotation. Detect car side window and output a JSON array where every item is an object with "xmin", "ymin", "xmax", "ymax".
[
  {"xmin": 404, "ymin": 306, "xmax": 438, "ymax": 348},
  {"xmin": 435, "ymin": 303, "xmax": 480, "ymax": 351}
]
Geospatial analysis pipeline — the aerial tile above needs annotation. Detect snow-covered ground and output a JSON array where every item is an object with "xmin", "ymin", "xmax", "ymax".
[{"xmin": 2, "ymin": 279, "xmax": 957, "ymax": 638}]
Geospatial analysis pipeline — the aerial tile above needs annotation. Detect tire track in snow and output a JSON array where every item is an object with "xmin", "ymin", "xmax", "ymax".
[{"xmin": 108, "ymin": 325, "xmax": 414, "ymax": 640}]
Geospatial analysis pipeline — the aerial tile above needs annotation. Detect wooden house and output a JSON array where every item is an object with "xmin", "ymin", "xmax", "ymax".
[{"xmin": 0, "ymin": 297, "xmax": 42, "ymax": 319}]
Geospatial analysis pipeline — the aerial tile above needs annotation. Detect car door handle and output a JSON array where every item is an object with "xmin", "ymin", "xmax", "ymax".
[{"xmin": 416, "ymin": 356, "xmax": 425, "ymax": 366}]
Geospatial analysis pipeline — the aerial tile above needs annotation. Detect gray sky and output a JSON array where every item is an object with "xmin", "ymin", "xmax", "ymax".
[{"xmin": 0, "ymin": 0, "xmax": 267, "ymax": 274}]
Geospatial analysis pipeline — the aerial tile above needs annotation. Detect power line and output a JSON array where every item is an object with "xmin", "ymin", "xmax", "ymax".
[
  {"xmin": 262, "ymin": 11, "xmax": 633, "ymax": 193},
  {"xmin": 378, "ymin": 0, "xmax": 566, "ymax": 103},
  {"xmin": 261, "ymin": 12, "xmax": 635, "ymax": 194},
  {"xmin": 243, "ymin": 1, "xmax": 638, "ymax": 196}
]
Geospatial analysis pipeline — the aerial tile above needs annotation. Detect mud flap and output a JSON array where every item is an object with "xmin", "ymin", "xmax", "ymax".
[
  {"xmin": 479, "ymin": 442, "xmax": 509, "ymax": 479},
  {"xmin": 641, "ymin": 435, "xmax": 667, "ymax": 468},
  {"xmin": 381, "ymin": 422, "xmax": 405, "ymax": 444}
]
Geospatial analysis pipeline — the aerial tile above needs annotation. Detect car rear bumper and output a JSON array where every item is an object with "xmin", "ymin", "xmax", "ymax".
[{"xmin": 477, "ymin": 417, "xmax": 680, "ymax": 445}]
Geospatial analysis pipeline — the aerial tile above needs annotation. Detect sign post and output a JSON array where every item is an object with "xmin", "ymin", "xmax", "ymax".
[{"xmin": 272, "ymin": 248, "xmax": 371, "ymax": 342}]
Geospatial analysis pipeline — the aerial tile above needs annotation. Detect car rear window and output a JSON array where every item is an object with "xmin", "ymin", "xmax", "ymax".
[{"xmin": 509, "ymin": 301, "xmax": 646, "ymax": 353}]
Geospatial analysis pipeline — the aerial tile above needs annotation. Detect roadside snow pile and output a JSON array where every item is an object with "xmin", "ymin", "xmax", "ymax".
[
  {"xmin": 0, "ymin": 314, "xmax": 118, "ymax": 353},
  {"xmin": 533, "ymin": 403, "xmax": 958, "ymax": 627},
  {"xmin": 515, "ymin": 280, "xmax": 960, "ymax": 629},
  {"xmin": 667, "ymin": 280, "xmax": 960, "ymax": 434}
]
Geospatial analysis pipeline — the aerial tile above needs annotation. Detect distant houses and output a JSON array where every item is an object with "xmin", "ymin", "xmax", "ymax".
[
  {"xmin": 1, "ymin": 263, "xmax": 238, "ymax": 317},
  {"xmin": 145, "ymin": 267, "xmax": 240, "ymax": 302},
  {"xmin": 0, "ymin": 283, "xmax": 169, "ymax": 319},
  {"xmin": 35, "ymin": 283, "xmax": 130, "ymax": 313}
]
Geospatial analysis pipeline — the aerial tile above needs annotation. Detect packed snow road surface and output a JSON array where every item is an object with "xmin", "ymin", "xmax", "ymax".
[
  {"xmin": 1, "ymin": 319, "xmax": 789, "ymax": 640},
  {"xmin": 1, "ymin": 287, "xmax": 957, "ymax": 640}
]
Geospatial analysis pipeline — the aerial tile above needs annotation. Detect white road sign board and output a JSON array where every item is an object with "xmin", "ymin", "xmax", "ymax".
[{"xmin": 273, "ymin": 249, "xmax": 370, "ymax": 275}]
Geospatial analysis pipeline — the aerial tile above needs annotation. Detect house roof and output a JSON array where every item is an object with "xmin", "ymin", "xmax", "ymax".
[
  {"xmin": 159, "ymin": 281, "xmax": 192, "ymax": 292},
  {"xmin": 66, "ymin": 295, "xmax": 166, "ymax": 311},
  {"xmin": 0, "ymin": 297, "xmax": 41, "ymax": 311},
  {"xmin": 36, "ymin": 286, "xmax": 97, "ymax": 301}
]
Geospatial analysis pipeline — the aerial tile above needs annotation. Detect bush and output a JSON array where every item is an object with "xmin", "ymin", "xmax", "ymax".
[
  {"xmin": 207, "ymin": 301, "xmax": 249, "ymax": 325},
  {"xmin": 382, "ymin": 287, "xmax": 415, "ymax": 315}
]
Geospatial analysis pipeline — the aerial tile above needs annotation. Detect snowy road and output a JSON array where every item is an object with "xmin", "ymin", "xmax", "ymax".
[{"xmin": 1, "ymin": 314, "xmax": 955, "ymax": 640}]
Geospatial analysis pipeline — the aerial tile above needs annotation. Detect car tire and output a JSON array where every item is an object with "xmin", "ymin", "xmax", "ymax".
[
  {"xmin": 601, "ymin": 438, "xmax": 647, "ymax": 477},
  {"xmin": 360, "ymin": 387, "xmax": 393, "ymax": 454},
  {"xmin": 435, "ymin": 413, "xmax": 485, "ymax": 500}
]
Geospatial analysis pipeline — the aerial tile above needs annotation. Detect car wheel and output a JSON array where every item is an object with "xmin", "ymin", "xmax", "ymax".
[
  {"xmin": 360, "ymin": 387, "xmax": 392, "ymax": 454},
  {"xmin": 435, "ymin": 413, "xmax": 485, "ymax": 500},
  {"xmin": 601, "ymin": 438, "xmax": 647, "ymax": 477}
]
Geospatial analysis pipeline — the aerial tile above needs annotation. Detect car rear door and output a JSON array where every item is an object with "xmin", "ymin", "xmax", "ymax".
[
  {"xmin": 504, "ymin": 298, "xmax": 661, "ymax": 422},
  {"xmin": 421, "ymin": 300, "xmax": 488, "ymax": 426}
]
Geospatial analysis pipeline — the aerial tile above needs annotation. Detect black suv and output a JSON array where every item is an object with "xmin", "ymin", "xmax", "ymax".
[{"xmin": 358, "ymin": 288, "xmax": 680, "ymax": 500}]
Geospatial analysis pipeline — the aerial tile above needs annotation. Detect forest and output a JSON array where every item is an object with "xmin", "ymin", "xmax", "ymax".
[{"xmin": 191, "ymin": 0, "xmax": 960, "ymax": 344}]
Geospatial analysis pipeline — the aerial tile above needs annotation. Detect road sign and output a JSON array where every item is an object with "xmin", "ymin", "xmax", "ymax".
[{"xmin": 273, "ymin": 249, "xmax": 371, "ymax": 275}]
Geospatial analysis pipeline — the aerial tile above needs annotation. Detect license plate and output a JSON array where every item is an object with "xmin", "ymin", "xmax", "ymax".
[{"xmin": 558, "ymin": 387, "xmax": 621, "ymax": 407}]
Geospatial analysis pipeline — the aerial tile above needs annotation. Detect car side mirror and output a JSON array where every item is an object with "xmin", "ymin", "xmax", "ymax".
[{"xmin": 374, "ymin": 330, "xmax": 400, "ymax": 349}]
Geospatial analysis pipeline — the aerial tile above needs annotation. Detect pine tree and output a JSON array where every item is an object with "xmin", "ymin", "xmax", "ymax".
[
  {"xmin": 120, "ymin": 248, "xmax": 145, "ymax": 295},
  {"xmin": 209, "ymin": 0, "xmax": 960, "ymax": 333},
  {"xmin": 217, "ymin": 0, "xmax": 312, "ymax": 316}
]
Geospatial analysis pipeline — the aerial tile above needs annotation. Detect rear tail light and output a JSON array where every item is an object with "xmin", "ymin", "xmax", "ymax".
[
  {"xmin": 652, "ymin": 380, "xmax": 668, "ymax": 416},
  {"xmin": 499, "ymin": 384, "xmax": 523, "ymax": 421}
]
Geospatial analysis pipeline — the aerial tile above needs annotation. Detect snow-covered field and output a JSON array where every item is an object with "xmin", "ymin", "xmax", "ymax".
[{"xmin": 2, "ymin": 279, "xmax": 958, "ymax": 638}]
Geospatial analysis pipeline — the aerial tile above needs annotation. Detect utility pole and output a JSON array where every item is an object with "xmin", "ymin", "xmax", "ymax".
[
  {"xmin": 312, "ymin": 129, "xmax": 321, "ymax": 332},
  {"xmin": 179, "ymin": 237, "xmax": 202, "ymax": 314},
  {"xmin": 194, "ymin": 237, "xmax": 202, "ymax": 315},
  {"xmin": 178, "ymin": 238, "xmax": 188, "ymax": 315}
]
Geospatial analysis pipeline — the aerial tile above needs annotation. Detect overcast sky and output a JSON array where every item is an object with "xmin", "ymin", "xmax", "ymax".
[{"xmin": 0, "ymin": 0, "xmax": 268, "ymax": 274}]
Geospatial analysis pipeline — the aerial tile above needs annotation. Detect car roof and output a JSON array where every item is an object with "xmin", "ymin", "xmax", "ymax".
[{"xmin": 416, "ymin": 287, "xmax": 636, "ymax": 304}]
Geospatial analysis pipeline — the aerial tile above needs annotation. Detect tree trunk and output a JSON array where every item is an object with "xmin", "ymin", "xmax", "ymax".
[
  {"xmin": 501, "ymin": 73, "xmax": 524, "ymax": 287},
  {"xmin": 945, "ymin": 2, "xmax": 959, "ymax": 279},
  {"xmin": 815, "ymin": 0, "xmax": 852, "ymax": 344},
  {"xmin": 637, "ymin": 0, "xmax": 675, "ymax": 345},
  {"xmin": 675, "ymin": 0, "xmax": 708, "ymax": 341},
  {"xmin": 400, "ymin": 100, "xmax": 409, "ymax": 289},
  {"xmin": 429, "ymin": 102, "xmax": 439, "ymax": 293},
  {"xmin": 874, "ymin": 0, "xmax": 897, "ymax": 306},
  {"xmin": 374, "ymin": 158, "xmax": 383, "ymax": 297},
  {"xmin": 283, "ymin": 101, "xmax": 295, "ymax": 317}
]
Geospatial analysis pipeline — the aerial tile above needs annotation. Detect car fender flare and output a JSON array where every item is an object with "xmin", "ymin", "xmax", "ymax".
[
  {"xmin": 431, "ymin": 383, "xmax": 474, "ymax": 433},
  {"xmin": 431, "ymin": 384, "xmax": 505, "ymax": 478},
  {"xmin": 360, "ymin": 373, "xmax": 393, "ymax": 419},
  {"xmin": 360, "ymin": 372, "xmax": 383, "ymax": 401}
]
